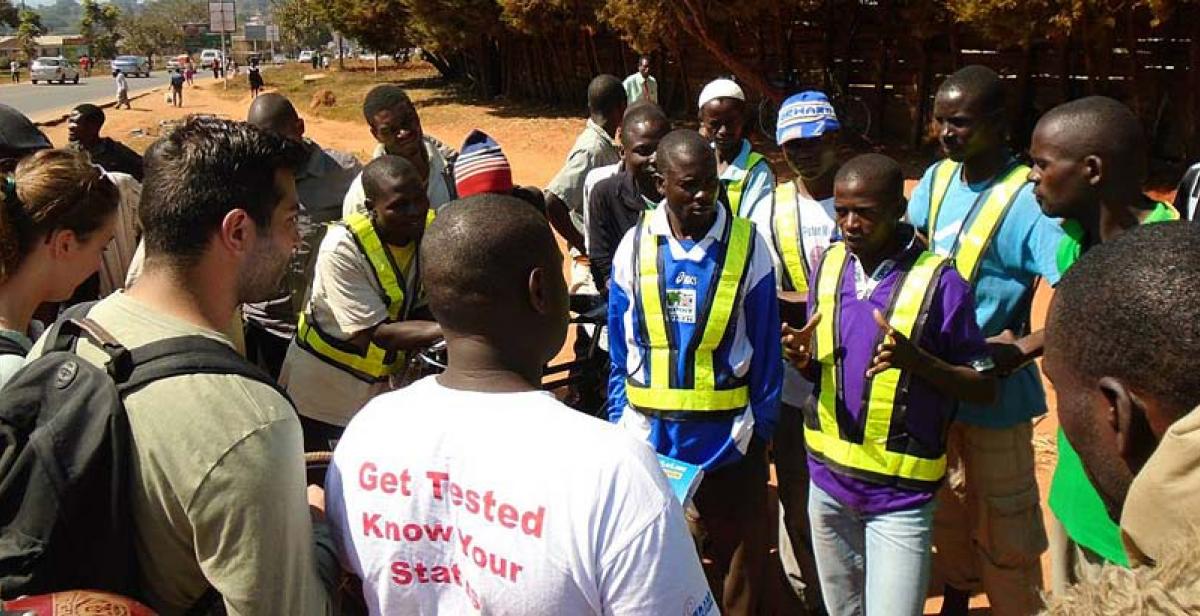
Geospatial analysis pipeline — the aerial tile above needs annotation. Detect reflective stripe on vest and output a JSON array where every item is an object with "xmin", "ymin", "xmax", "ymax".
[
  {"xmin": 805, "ymin": 242, "xmax": 950, "ymax": 490},
  {"xmin": 726, "ymin": 152, "xmax": 767, "ymax": 218},
  {"xmin": 626, "ymin": 213, "xmax": 754, "ymax": 419},
  {"xmin": 927, "ymin": 160, "xmax": 1029, "ymax": 284},
  {"xmin": 295, "ymin": 211, "xmax": 425, "ymax": 382},
  {"xmin": 772, "ymin": 181, "xmax": 810, "ymax": 293}
]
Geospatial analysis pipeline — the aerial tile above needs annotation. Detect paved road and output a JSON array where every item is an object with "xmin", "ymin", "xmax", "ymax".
[{"xmin": 0, "ymin": 70, "xmax": 217, "ymax": 121}]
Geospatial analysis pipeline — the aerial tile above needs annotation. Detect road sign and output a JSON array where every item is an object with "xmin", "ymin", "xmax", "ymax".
[
  {"xmin": 266, "ymin": 25, "xmax": 280, "ymax": 42},
  {"xmin": 244, "ymin": 24, "xmax": 266, "ymax": 41},
  {"xmin": 208, "ymin": 2, "xmax": 236, "ymax": 34}
]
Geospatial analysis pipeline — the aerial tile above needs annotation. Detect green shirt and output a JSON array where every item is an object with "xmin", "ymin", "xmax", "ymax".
[{"xmin": 1048, "ymin": 200, "xmax": 1178, "ymax": 566}]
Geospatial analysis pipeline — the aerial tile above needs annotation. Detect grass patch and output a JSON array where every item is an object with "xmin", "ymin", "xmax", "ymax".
[{"xmin": 211, "ymin": 61, "xmax": 472, "ymax": 124}]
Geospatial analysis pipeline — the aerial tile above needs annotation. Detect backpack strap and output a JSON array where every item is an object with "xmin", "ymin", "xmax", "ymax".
[
  {"xmin": 120, "ymin": 335, "xmax": 287, "ymax": 400},
  {"xmin": 0, "ymin": 335, "xmax": 27, "ymax": 358},
  {"xmin": 41, "ymin": 301, "xmax": 101, "ymax": 355}
]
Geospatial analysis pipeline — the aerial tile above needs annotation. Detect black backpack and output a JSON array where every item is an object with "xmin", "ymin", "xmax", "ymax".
[{"xmin": 0, "ymin": 303, "xmax": 283, "ymax": 604}]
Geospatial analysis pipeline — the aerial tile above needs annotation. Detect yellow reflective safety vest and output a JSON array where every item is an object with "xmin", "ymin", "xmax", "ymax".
[
  {"xmin": 927, "ymin": 160, "xmax": 1029, "ymax": 284},
  {"xmin": 295, "ymin": 210, "xmax": 429, "ymax": 383},
  {"xmin": 725, "ymin": 152, "xmax": 767, "ymax": 218},
  {"xmin": 804, "ymin": 242, "xmax": 952, "ymax": 490},
  {"xmin": 772, "ymin": 181, "xmax": 812, "ymax": 294},
  {"xmin": 626, "ymin": 212, "xmax": 755, "ymax": 419}
]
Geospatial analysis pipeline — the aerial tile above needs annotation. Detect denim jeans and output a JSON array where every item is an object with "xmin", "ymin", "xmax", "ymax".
[{"xmin": 808, "ymin": 481, "xmax": 935, "ymax": 616}]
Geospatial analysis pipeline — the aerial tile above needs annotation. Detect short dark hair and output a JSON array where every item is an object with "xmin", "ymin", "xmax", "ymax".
[
  {"xmin": 362, "ymin": 154, "xmax": 419, "ymax": 201},
  {"xmin": 362, "ymin": 85, "xmax": 414, "ymax": 127},
  {"xmin": 1048, "ymin": 222, "xmax": 1200, "ymax": 416},
  {"xmin": 835, "ymin": 153, "xmax": 905, "ymax": 201},
  {"xmin": 246, "ymin": 93, "xmax": 299, "ymax": 135},
  {"xmin": 421, "ymin": 194, "xmax": 559, "ymax": 334},
  {"xmin": 72, "ymin": 103, "xmax": 105, "ymax": 125},
  {"xmin": 620, "ymin": 103, "xmax": 669, "ymax": 142},
  {"xmin": 656, "ymin": 129, "xmax": 711, "ymax": 173},
  {"xmin": 1038, "ymin": 96, "xmax": 1147, "ymax": 185},
  {"xmin": 139, "ymin": 117, "xmax": 306, "ymax": 264},
  {"xmin": 939, "ymin": 64, "xmax": 1006, "ymax": 116},
  {"xmin": 588, "ymin": 74, "xmax": 625, "ymax": 116}
]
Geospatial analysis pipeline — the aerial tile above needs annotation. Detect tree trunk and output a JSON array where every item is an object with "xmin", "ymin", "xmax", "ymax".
[
  {"xmin": 871, "ymin": 1, "xmax": 891, "ymax": 142},
  {"xmin": 424, "ymin": 51, "xmax": 458, "ymax": 80},
  {"xmin": 1190, "ymin": 16, "xmax": 1200, "ymax": 158},
  {"xmin": 667, "ymin": 0, "xmax": 783, "ymax": 103},
  {"xmin": 669, "ymin": 36, "xmax": 691, "ymax": 116},
  {"xmin": 1059, "ymin": 34, "xmax": 1073, "ymax": 101},
  {"xmin": 1012, "ymin": 37, "xmax": 1037, "ymax": 151},
  {"xmin": 910, "ymin": 39, "xmax": 932, "ymax": 149}
]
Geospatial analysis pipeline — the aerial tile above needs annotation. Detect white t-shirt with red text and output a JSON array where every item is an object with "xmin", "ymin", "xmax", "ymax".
[{"xmin": 326, "ymin": 376, "xmax": 717, "ymax": 616}]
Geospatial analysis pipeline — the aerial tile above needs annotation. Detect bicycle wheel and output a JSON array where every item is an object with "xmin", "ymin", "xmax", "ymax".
[
  {"xmin": 835, "ymin": 95, "xmax": 872, "ymax": 140},
  {"xmin": 758, "ymin": 97, "xmax": 780, "ymax": 142}
]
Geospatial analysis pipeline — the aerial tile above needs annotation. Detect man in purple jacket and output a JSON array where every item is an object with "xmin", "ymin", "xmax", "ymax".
[{"xmin": 784, "ymin": 153, "xmax": 996, "ymax": 616}]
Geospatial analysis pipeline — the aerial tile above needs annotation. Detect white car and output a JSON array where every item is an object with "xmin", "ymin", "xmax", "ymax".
[
  {"xmin": 199, "ymin": 49, "xmax": 223, "ymax": 68},
  {"xmin": 297, "ymin": 50, "xmax": 314, "ymax": 64},
  {"xmin": 30, "ymin": 57, "xmax": 79, "ymax": 84}
]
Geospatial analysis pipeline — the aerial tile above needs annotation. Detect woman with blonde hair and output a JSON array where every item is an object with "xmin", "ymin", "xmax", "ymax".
[{"xmin": 0, "ymin": 149, "xmax": 120, "ymax": 386}]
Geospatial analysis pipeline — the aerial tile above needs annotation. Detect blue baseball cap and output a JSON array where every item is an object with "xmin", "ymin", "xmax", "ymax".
[{"xmin": 776, "ymin": 91, "xmax": 840, "ymax": 145}]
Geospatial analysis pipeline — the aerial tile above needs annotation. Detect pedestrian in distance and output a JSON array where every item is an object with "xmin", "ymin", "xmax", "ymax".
[
  {"xmin": 169, "ymin": 68, "xmax": 185, "ymax": 108},
  {"xmin": 9, "ymin": 59, "xmax": 18, "ymax": 83},
  {"xmin": 623, "ymin": 55, "xmax": 658, "ymax": 105},
  {"xmin": 113, "ymin": 70, "xmax": 131, "ymax": 110},
  {"xmin": 248, "ymin": 57, "xmax": 264, "ymax": 99}
]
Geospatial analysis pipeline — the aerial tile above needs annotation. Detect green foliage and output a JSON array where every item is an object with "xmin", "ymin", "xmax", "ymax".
[
  {"xmin": 272, "ymin": 0, "xmax": 331, "ymax": 50},
  {"xmin": 0, "ymin": 0, "xmax": 16, "ymax": 29},
  {"xmin": 401, "ymin": 0, "xmax": 501, "ymax": 52},
  {"xmin": 16, "ymin": 9, "xmax": 44, "ymax": 60},
  {"xmin": 28, "ymin": 0, "xmax": 80, "ymax": 32},
  {"xmin": 596, "ymin": 0, "xmax": 671, "ymax": 53},
  {"xmin": 499, "ymin": 0, "xmax": 599, "ymax": 36},
  {"xmin": 119, "ymin": 0, "xmax": 205, "ymax": 58},
  {"xmin": 80, "ymin": 0, "xmax": 122, "ymax": 59},
  {"xmin": 320, "ymin": 0, "xmax": 409, "ymax": 56}
]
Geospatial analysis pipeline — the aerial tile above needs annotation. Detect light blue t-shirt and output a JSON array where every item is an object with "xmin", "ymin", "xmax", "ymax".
[{"xmin": 908, "ymin": 159, "xmax": 1065, "ymax": 427}]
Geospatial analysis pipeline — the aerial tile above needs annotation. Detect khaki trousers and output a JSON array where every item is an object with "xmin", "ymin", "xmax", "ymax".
[{"xmin": 932, "ymin": 421, "xmax": 1048, "ymax": 616}]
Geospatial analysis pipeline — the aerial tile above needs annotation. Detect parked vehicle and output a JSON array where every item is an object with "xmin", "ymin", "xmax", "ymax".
[
  {"xmin": 166, "ymin": 54, "xmax": 190, "ymax": 70},
  {"xmin": 111, "ymin": 55, "xmax": 150, "ymax": 78},
  {"xmin": 297, "ymin": 50, "xmax": 314, "ymax": 64},
  {"xmin": 199, "ymin": 49, "xmax": 223, "ymax": 68},
  {"xmin": 30, "ymin": 57, "xmax": 79, "ymax": 84},
  {"xmin": 272, "ymin": 53, "xmax": 287, "ymax": 65}
]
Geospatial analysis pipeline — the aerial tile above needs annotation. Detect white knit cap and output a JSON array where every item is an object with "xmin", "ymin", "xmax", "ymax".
[{"xmin": 698, "ymin": 78, "xmax": 746, "ymax": 110}]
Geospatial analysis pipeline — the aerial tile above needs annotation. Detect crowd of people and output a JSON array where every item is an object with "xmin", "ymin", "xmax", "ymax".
[{"xmin": 0, "ymin": 57, "xmax": 1198, "ymax": 616}]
